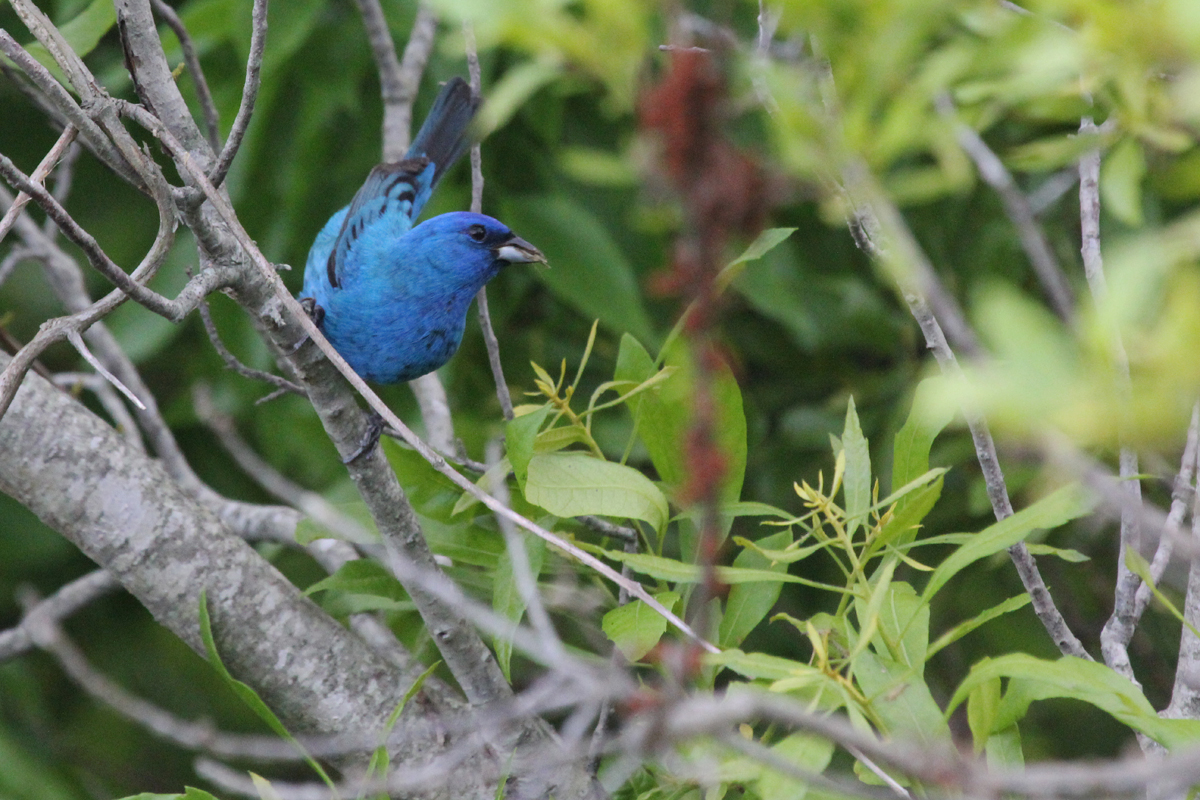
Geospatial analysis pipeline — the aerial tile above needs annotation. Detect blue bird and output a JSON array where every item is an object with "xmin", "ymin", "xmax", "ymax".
[{"xmin": 300, "ymin": 77, "xmax": 545, "ymax": 386}]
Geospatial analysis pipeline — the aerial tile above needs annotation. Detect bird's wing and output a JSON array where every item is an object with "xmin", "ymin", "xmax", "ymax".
[
  {"xmin": 325, "ymin": 158, "xmax": 433, "ymax": 289},
  {"xmin": 325, "ymin": 77, "xmax": 480, "ymax": 290}
]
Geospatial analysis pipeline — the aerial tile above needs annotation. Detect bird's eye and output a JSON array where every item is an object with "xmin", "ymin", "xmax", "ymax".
[{"xmin": 467, "ymin": 224, "xmax": 487, "ymax": 242}]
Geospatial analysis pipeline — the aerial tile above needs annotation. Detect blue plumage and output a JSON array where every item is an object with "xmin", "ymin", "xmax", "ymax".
[{"xmin": 300, "ymin": 77, "xmax": 545, "ymax": 384}]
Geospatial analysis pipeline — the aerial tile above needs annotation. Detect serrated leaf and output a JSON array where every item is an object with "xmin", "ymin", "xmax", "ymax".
[
  {"xmin": 524, "ymin": 452, "xmax": 669, "ymax": 532},
  {"xmin": 855, "ymin": 651, "xmax": 950, "ymax": 748}
]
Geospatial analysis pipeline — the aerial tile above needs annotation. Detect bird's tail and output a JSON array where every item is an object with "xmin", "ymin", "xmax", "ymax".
[{"xmin": 406, "ymin": 76, "xmax": 480, "ymax": 189}]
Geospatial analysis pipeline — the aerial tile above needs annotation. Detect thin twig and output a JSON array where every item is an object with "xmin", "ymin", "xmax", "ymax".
[
  {"xmin": 1130, "ymin": 402, "xmax": 1199, "ymax": 623},
  {"xmin": 464, "ymin": 23, "xmax": 515, "ymax": 421},
  {"xmin": 208, "ymin": 0, "xmax": 267, "ymax": 189},
  {"xmin": 1082, "ymin": 116, "xmax": 1147, "ymax": 685},
  {"xmin": 487, "ymin": 440, "xmax": 566, "ymax": 667},
  {"xmin": 0, "ymin": 124, "xmax": 77, "ymax": 247},
  {"xmin": 151, "ymin": 0, "xmax": 221, "ymax": 151},
  {"xmin": 0, "ymin": 571, "xmax": 119, "ymax": 661},
  {"xmin": 54, "ymin": 371, "xmax": 146, "ymax": 451},
  {"xmin": 1166, "ymin": 441, "xmax": 1200, "ymax": 721},
  {"xmin": 66, "ymin": 329, "xmax": 146, "ymax": 410},
  {"xmin": 0, "ymin": 30, "xmax": 143, "ymax": 189},
  {"xmin": 937, "ymin": 95, "xmax": 1075, "ymax": 322},
  {"xmin": 199, "ymin": 298, "xmax": 305, "ymax": 397},
  {"xmin": 0, "ymin": 151, "xmax": 182, "ymax": 319}
]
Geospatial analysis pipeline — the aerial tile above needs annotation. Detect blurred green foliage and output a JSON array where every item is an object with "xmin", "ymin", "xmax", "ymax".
[{"xmin": 4, "ymin": 0, "xmax": 1200, "ymax": 795}]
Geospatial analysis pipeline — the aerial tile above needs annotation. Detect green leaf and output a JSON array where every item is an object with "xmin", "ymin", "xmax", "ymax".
[
  {"xmin": 926, "ymin": 594, "xmax": 1032, "ymax": 660},
  {"xmin": 967, "ymin": 677, "xmax": 1002, "ymax": 753},
  {"xmin": 922, "ymin": 484, "xmax": 1093, "ymax": 601},
  {"xmin": 197, "ymin": 592, "xmax": 336, "ymax": 789},
  {"xmin": 1024, "ymin": 543, "xmax": 1089, "ymax": 562},
  {"xmin": 382, "ymin": 440, "xmax": 470, "ymax": 523},
  {"xmin": 715, "ymin": 227, "xmax": 798, "ymax": 292},
  {"xmin": 719, "ymin": 529, "xmax": 792, "ymax": 648},
  {"xmin": 704, "ymin": 649, "xmax": 820, "ymax": 682},
  {"xmin": 873, "ymin": 581, "xmax": 929, "ymax": 672},
  {"xmin": 607, "ymin": 550, "xmax": 850, "ymax": 593},
  {"xmin": 1101, "ymin": 137, "xmax": 1146, "ymax": 227},
  {"xmin": 303, "ymin": 559, "xmax": 403, "ymax": 598},
  {"xmin": 502, "ymin": 195, "xmax": 654, "ymax": 344},
  {"xmin": 855, "ymin": 651, "xmax": 950, "ymax": 748},
  {"xmin": 948, "ymin": 654, "xmax": 1200, "ymax": 749},
  {"xmin": 755, "ymin": 733, "xmax": 835, "ymax": 800},
  {"xmin": 524, "ymin": 452, "xmax": 670, "ymax": 532},
  {"xmin": 873, "ymin": 477, "xmax": 943, "ymax": 551},
  {"xmin": 985, "ymin": 726, "xmax": 1024, "ymax": 770},
  {"xmin": 475, "ymin": 58, "xmax": 562, "ymax": 137},
  {"xmin": 892, "ymin": 378, "xmax": 955, "ymax": 505},
  {"xmin": 602, "ymin": 591, "xmax": 679, "ymax": 661},
  {"xmin": 507, "ymin": 405, "xmax": 552, "ymax": 492},
  {"xmin": 840, "ymin": 397, "xmax": 871, "ymax": 538},
  {"xmin": 20, "ymin": 0, "xmax": 116, "ymax": 75}
]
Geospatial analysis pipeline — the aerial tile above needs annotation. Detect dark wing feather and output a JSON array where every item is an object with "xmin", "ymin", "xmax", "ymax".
[
  {"xmin": 326, "ymin": 157, "xmax": 430, "ymax": 288},
  {"xmin": 325, "ymin": 78, "xmax": 480, "ymax": 290}
]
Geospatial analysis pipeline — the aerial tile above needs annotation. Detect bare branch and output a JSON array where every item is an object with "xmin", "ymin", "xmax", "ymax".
[
  {"xmin": 1081, "ymin": 116, "xmax": 1148, "ymax": 688},
  {"xmin": 938, "ymin": 95, "xmax": 1076, "ymax": 322},
  {"xmin": 0, "ymin": 150, "xmax": 182, "ymax": 318},
  {"xmin": 199, "ymin": 298, "xmax": 305, "ymax": 397},
  {"xmin": 0, "ymin": 124, "xmax": 77, "ymax": 247},
  {"xmin": 0, "ymin": 571, "xmax": 119, "ymax": 661},
  {"xmin": 208, "ymin": 0, "xmax": 267, "ymax": 189},
  {"xmin": 0, "ymin": 31, "xmax": 144, "ymax": 189},
  {"xmin": 351, "ymin": 0, "xmax": 439, "ymax": 160},
  {"xmin": 1166, "ymin": 441, "xmax": 1200, "ymax": 721},
  {"xmin": 66, "ymin": 328, "xmax": 145, "ymax": 410},
  {"xmin": 151, "ymin": 0, "xmax": 221, "ymax": 151},
  {"xmin": 465, "ymin": 23, "xmax": 515, "ymax": 421},
  {"xmin": 814, "ymin": 49, "xmax": 1089, "ymax": 659}
]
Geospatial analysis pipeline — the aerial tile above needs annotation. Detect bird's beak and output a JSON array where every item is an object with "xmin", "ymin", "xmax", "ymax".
[{"xmin": 494, "ymin": 235, "xmax": 547, "ymax": 265}]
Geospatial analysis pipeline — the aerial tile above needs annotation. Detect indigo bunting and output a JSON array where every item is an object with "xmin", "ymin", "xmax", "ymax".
[{"xmin": 300, "ymin": 77, "xmax": 545, "ymax": 385}]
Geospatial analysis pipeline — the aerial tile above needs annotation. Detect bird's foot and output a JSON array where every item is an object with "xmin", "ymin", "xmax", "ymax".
[
  {"xmin": 289, "ymin": 298, "xmax": 325, "ymax": 353},
  {"xmin": 342, "ymin": 410, "xmax": 385, "ymax": 465}
]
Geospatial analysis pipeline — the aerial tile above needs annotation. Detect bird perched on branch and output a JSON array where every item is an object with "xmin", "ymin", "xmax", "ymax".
[{"xmin": 300, "ymin": 77, "xmax": 545, "ymax": 385}]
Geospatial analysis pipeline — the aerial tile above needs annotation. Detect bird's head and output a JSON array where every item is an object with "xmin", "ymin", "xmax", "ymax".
[{"xmin": 415, "ymin": 211, "xmax": 545, "ymax": 279}]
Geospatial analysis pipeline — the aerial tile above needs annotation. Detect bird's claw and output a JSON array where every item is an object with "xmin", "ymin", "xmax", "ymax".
[
  {"xmin": 290, "ymin": 298, "xmax": 325, "ymax": 353},
  {"xmin": 342, "ymin": 410, "xmax": 385, "ymax": 465}
]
